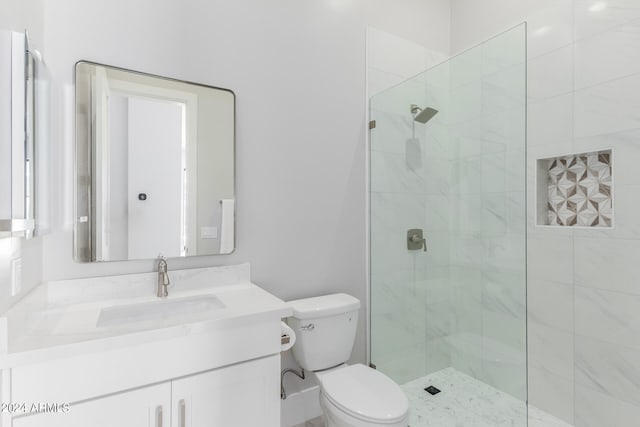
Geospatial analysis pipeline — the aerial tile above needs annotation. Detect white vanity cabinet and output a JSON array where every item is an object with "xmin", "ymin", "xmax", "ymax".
[
  {"xmin": 12, "ymin": 382, "xmax": 171, "ymax": 427},
  {"xmin": 172, "ymin": 355, "xmax": 280, "ymax": 427},
  {"xmin": 9, "ymin": 355, "xmax": 279, "ymax": 427}
]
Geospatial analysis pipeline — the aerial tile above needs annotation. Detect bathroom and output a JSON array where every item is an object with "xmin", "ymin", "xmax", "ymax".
[{"xmin": 0, "ymin": 0, "xmax": 637, "ymax": 426}]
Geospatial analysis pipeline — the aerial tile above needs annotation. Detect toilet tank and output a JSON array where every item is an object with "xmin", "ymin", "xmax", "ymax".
[{"xmin": 288, "ymin": 294, "xmax": 360, "ymax": 371}]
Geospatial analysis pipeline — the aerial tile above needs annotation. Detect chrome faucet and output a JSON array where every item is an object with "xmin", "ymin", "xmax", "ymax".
[{"xmin": 157, "ymin": 256, "xmax": 170, "ymax": 298}]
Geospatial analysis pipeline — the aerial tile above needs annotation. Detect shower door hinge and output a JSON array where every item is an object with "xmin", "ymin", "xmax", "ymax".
[{"xmin": 369, "ymin": 120, "xmax": 376, "ymax": 130}]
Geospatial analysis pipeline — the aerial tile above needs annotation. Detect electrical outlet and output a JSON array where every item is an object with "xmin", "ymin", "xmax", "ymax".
[{"xmin": 11, "ymin": 258, "xmax": 22, "ymax": 296}]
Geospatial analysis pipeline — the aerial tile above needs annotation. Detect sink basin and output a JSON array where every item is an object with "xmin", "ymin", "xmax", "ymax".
[{"xmin": 96, "ymin": 294, "xmax": 226, "ymax": 328}]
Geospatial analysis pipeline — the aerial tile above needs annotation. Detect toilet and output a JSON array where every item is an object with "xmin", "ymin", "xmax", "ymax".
[{"xmin": 288, "ymin": 293, "xmax": 409, "ymax": 427}]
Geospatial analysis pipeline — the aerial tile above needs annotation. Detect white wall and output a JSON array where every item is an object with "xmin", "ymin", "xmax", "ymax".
[
  {"xmin": 17, "ymin": 0, "xmax": 452, "ymax": 370},
  {"xmin": 453, "ymin": 0, "xmax": 640, "ymax": 425},
  {"xmin": 0, "ymin": 0, "xmax": 44, "ymax": 417},
  {"xmin": 0, "ymin": 0, "xmax": 44, "ymax": 315}
]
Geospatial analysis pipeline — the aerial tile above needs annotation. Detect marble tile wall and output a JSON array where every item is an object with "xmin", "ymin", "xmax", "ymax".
[
  {"xmin": 370, "ymin": 26, "xmax": 528, "ymax": 401},
  {"xmin": 447, "ymin": 25, "xmax": 527, "ymax": 402},
  {"xmin": 526, "ymin": 0, "xmax": 640, "ymax": 424},
  {"xmin": 368, "ymin": 27, "xmax": 452, "ymax": 384},
  {"xmin": 371, "ymin": 1, "xmax": 640, "ymax": 425}
]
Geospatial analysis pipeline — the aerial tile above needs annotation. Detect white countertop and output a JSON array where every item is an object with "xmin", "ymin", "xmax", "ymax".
[{"xmin": 0, "ymin": 263, "xmax": 292, "ymax": 368}]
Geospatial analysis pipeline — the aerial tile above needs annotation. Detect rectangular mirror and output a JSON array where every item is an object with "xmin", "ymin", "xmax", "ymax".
[{"xmin": 75, "ymin": 62, "xmax": 235, "ymax": 262}]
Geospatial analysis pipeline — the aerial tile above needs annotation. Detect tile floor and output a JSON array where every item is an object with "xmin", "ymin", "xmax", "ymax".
[
  {"xmin": 402, "ymin": 368, "xmax": 572, "ymax": 427},
  {"xmin": 293, "ymin": 368, "xmax": 573, "ymax": 427}
]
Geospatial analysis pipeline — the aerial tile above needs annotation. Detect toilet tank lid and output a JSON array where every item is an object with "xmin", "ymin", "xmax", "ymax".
[{"xmin": 288, "ymin": 293, "xmax": 360, "ymax": 320}]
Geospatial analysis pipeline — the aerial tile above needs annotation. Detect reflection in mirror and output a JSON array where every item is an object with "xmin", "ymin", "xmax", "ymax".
[{"xmin": 75, "ymin": 62, "xmax": 235, "ymax": 262}]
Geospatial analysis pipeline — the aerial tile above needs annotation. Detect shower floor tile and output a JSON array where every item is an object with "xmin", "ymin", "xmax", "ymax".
[
  {"xmin": 292, "ymin": 368, "xmax": 572, "ymax": 427},
  {"xmin": 401, "ymin": 368, "xmax": 573, "ymax": 427}
]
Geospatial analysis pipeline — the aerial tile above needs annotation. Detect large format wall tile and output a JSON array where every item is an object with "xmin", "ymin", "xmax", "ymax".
[
  {"xmin": 574, "ymin": 0, "xmax": 640, "ymax": 41},
  {"xmin": 576, "ymin": 286, "xmax": 640, "ymax": 349},
  {"xmin": 483, "ymin": 269, "xmax": 526, "ymax": 320},
  {"xmin": 451, "ymin": 157, "xmax": 482, "ymax": 195},
  {"xmin": 528, "ymin": 93, "xmax": 573, "ymax": 147},
  {"xmin": 527, "ymin": 235, "xmax": 574, "ymax": 283},
  {"xmin": 449, "ymin": 81, "xmax": 483, "ymax": 124},
  {"xmin": 527, "ymin": 278, "xmax": 573, "ymax": 333},
  {"xmin": 575, "ymin": 18, "xmax": 640, "ymax": 89},
  {"xmin": 529, "ymin": 321, "xmax": 574, "ymax": 379},
  {"xmin": 483, "ymin": 235, "xmax": 526, "ymax": 271},
  {"xmin": 451, "ymin": 194, "xmax": 482, "ymax": 235},
  {"xmin": 370, "ymin": 151, "xmax": 426, "ymax": 194},
  {"xmin": 483, "ymin": 108, "xmax": 526, "ymax": 152},
  {"xmin": 574, "ymin": 72, "xmax": 640, "ymax": 138},
  {"xmin": 527, "ymin": 0, "xmax": 574, "ymax": 59},
  {"xmin": 575, "ymin": 385, "xmax": 640, "ymax": 427},
  {"xmin": 370, "ymin": 192, "xmax": 426, "ymax": 232},
  {"xmin": 574, "ymin": 237, "xmax": 640, "ymax": 295},
  {"xmin": 528, "ymin": 365, "xmax": 575, "ymax": 424},
  {"xmin": 575, "ymin": 334, "xmax": 640, "ymax": 405},
  {"xmin": 527, "ymin": 45, "xmax": 573, "ymax": 101},
  {"xmin": 482, "ymin": 63, "xmax": 526, "ymax": 115},
  {"xmin": 481, "ymin": 151, "xmax": 508, "ymax": 193},
  {"xmin": 369, "ymin": 110, "xmax": 412, "ymax": 154},
  {"xmin": 482, "ymin": 23, "xmax": 527, "ymax": 76}
]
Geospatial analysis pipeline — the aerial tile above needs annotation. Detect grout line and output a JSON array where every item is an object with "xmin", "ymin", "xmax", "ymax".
[
  {"xmin": 573, "ymin": 9, "xmax": 640, "ymax": 44},
  {"xmin": 573, "ymin": 66, "xmax": 640, "ymax": 93},
  {"xmin": 574, "ymin": 282, "xmax": 640, "ymax": 298},
  {"xmin": 571, "ymin": 1, "xmax": 578, "ymax": 423}
]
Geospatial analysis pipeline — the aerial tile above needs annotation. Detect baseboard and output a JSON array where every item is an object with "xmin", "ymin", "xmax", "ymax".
[{"xmin": 280, "ymin": 384, "xmax": 322, "ymax": 427}]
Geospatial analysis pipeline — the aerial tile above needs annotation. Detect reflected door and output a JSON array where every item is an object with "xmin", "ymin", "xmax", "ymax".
[{"xmin": 127, "ymin": 97, "xmax": 184, "ymax": 259}]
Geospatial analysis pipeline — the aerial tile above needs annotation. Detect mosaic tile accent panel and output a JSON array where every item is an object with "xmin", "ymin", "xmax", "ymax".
[{"xmin": 546, "ymin": 150, "xmax": 613, "ymax": 227}]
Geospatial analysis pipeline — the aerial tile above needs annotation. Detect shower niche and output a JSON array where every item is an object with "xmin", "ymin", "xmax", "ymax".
[{"xmin": 536, "ymin": 149, "xmax": 613, "ymax": 227}]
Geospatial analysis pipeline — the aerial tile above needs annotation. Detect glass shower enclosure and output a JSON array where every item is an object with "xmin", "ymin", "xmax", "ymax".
[{"xmin": 369, "ymin": 24, "xmax": 527, "ymax": 426}]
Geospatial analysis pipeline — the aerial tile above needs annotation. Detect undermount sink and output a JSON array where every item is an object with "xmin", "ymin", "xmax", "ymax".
[{"xmin": 96, "ymin": 294, "xmax": 226, "ymax": 328}]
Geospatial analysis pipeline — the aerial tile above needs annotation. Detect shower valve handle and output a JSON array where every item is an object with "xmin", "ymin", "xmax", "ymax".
[
  {"xmin": 412, "ymin": 235, "xmax": 427, "ymax": 252},
  {"xmin": 408, "ymin": 230, "xmax": 427, "ymax": 252}
]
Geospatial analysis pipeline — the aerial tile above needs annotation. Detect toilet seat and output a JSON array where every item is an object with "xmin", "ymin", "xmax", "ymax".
[{"xmin": 319, "ymin": 364, "xmax": 408, "ymax": 424}]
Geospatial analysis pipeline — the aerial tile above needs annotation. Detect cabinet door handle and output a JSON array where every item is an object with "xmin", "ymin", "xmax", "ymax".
[
  {"xmin": 155, "ymin": 406, "xmax": 163, "ymax": 427},
  {"xmin": 179, "ymin": 399, "xmax": 186, "ymax": 427}
]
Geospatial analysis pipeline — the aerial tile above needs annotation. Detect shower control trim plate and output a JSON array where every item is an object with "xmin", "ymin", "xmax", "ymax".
[{"xmin": 407, "ymin": 229, "xmax": 427, "ymax": 252}]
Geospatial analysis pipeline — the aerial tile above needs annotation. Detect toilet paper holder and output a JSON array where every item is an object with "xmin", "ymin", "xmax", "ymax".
[{"xmin": 280, "ymin": 321, "xmax": 296, "ymax": 352}]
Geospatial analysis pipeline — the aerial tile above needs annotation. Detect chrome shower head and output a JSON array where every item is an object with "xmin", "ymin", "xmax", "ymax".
[{"xmin": 411, "ymin": 104, "xmax": 439, "ymax": 124}]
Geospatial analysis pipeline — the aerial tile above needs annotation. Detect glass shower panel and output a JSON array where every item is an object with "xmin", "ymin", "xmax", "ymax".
[{"xmin": 370, "ymin": 24, "xmax": 527, "ymax": 426}]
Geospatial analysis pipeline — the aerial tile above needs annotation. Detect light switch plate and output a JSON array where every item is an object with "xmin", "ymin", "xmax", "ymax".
[{"xmin": 201, "ymin": 226, "xmax": 218, "ymax": 239}]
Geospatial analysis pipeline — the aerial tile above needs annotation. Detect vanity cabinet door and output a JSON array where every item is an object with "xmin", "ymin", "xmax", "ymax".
[
  {"xmin": 171, "ymin": 354, "xmax": 280, "ymax": 427},
  {"xmin": 12, "ymin": 382, "xmax": 171, "ymax": 427}
]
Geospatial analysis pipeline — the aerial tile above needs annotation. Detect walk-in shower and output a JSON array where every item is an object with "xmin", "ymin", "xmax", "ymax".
[{"xmin": 369, "ymin": 24, "xmax": 527, "ymax": 426}]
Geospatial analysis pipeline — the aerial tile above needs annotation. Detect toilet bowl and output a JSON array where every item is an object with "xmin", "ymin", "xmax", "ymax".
[
  {"xmin": 315, "ymin": 364, "xmax": 409, "ymax": 427},
  {"xmin": 287, "ymin": 294, "xmax": 409, "ymax": 427}
]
